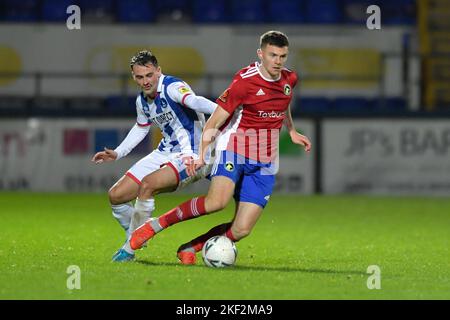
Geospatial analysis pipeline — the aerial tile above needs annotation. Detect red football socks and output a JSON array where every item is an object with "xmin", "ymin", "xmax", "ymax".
[
  {"xmin": 188, "ymin": 222, "xmax": 236, "ymax": 252},
  {"xmin": 159, "ymin": 196, "xmax": 207, "ymax": 229}
]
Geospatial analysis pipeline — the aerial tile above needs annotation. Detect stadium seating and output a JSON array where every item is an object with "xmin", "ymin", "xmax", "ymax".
[
  {"xmin": 231, "ymin": 0, "xmax": 266, "ymax": 23},
  {"xmin": 67, "ymin": 97, "xmax": 106, "ymax": 117},
  {"xmin": 192, "ymin": 0, "xmax": 228, "ymax": 23},
  {"xmin": 78, "ymin": 0, "xmax": 115, "ymax": 22},
  {"xmin": 31, "ymin": 97, "xmax": 68, "ymax": 117},
  {"xmin": 334, "ymin": 97, "xmax": 373, "ymax": 113},
  {"xmin": 0, "ymin": 0, "xmax": 417, "ymax": 25},
  {"xmin": 375, "ymin": 97, "xmax": 408, "ymax": 113},
  {"xmin": 116, "ymin": 0, "xmax": 155, "ymax": 23},
  {"xmin": 343, "ymin": 0, "xmax": 374, "ymax": 24},
  {"xmin": 105, "ymin": 96, "xmax": 136, "ymax": 116},
  {"xmin": 305, "ymin": 0, "xmax": 342, "ymax": 24},
  {"xmin": 2, "ymin": 0, "xmax": 40, "ymax": 22},
  {"xmin": 267, "ymin": 0, "xmax": 305, "ymax": 24},
  {"xmin": 154, "ymin": 0, "xmax": 191, "ymax": 23},
  {"xmin": 41, "ymin": 0, "xmax": 75, "ymax": 22},
  {"xmin": 294, "ymin": 97, "xmax": 333, "ymax": 115},
  {"xmin": 0, "ymin": 97, "xmax": 29, "ymax": 117},
  {"xmin": 381, "ymin": 0, "xmax": 416, "ymax": 25}
]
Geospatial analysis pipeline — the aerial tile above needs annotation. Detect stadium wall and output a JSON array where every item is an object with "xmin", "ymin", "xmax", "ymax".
[
  {"xmin": 0, "ymin": 119, "xmax": 314, "ymax": 194},
  {"xmin": 322, "ymin": 118, "xmax": 450, "ymax": 196},
  {"xmin": 0, "ymin": 25, "xmax": 414, "ymax": 99},
  {"xmin": 1, "ymin": 118, "xmax": 449, "ymax": 196}
]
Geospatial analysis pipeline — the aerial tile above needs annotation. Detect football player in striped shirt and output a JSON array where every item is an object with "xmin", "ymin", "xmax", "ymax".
[
  {"xmin": 92, "ymin": 50, "xmax": 216, "ymax": 261},
  {"xmin": 130, "ymin": 31, "xmax": 311, "ymax": 265}
]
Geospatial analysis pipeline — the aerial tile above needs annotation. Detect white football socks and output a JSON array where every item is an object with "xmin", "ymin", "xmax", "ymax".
[
  {"xmin": 121, "ymin": 198, "xmax": 155, "ymax": 255},
  {"xmin": 111, "ymin": 203, "xmax": 134, "ymax": 235},
  {"xmin": 132, "ymin": 198, "xmax": 155, "ymax": 231}
]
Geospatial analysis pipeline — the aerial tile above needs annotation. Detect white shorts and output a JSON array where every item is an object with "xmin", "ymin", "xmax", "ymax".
[{"xmin": 126, "ymin": 149, "xmax": 212, "ymax": 190}]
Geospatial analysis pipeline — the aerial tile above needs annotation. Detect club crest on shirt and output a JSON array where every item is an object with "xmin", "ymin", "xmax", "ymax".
[
  {"xmin": 219, "ymin": 89, "xmax": 230, "ymax": 103},
  {"xmin": 225, "ymin": 161, "xmax": 234, "ymax": 172},
  {"xmin": 160, "ymin": 98, "xmax": 168, "ymax": 108},
  {"xmin": 284, "ymin": 84, "xmax": 291, "ymax": 96}
]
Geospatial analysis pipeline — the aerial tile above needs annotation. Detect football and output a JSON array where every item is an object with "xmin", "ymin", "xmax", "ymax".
[{"xmin": 202, "ymin": 236, "xmax": 237, "ymax": 268}]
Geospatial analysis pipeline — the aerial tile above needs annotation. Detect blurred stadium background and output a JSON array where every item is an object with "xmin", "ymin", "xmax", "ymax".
[
  {"xmin": 0, "ymin": 0, "xmax": 448, "ymax": 196},
  {"xmin": 1, "ymin": 0, "xmax": 450, "ymax": 300}
]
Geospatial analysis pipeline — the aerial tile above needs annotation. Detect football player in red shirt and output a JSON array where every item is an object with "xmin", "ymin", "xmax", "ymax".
[{"xmin": 130, "ymin": 31, "xmax": 312, "ymax": 264}]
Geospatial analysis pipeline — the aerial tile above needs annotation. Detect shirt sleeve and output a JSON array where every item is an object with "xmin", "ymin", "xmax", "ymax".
[
  {"xmin": 114, "ymin": 124, "xmax": 150, "ymax": 160},
  {"xmin": 291, "ymin": 71, "xmax": 299, "ymax": 89},
  {"xmin": 166, "ymin": 81, "xmax": 195, "ymax": 107},
  {"xmin": 166, "ymin": 82, "xmax": 217, "ymax": 114},
  {"xmin": 182, "ymin": 95, "xmax": 217, "ymax": 114},
  {"xmin": 216, "ymin": 77, "xmax": 246, "ymax": 114},
  {"xmin": 135, "ymin": 96, "xmax": 151, "ymax": 127}
]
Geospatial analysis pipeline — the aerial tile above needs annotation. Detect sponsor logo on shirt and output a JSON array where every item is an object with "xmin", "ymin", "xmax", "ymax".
[
  {"xmin": 178, "ymin": 86, "xmax": 191, "ymax": 95},
  {"xmin": 151, "ymin": 111, "xmax": 174, "ymax": 125},
  {"xmin": 257, "ymin": 110, "xmax": 286, "ymax": 118}
]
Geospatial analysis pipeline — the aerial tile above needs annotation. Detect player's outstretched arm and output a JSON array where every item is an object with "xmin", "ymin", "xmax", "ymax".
[
  {"xmin": 167, "ymin": 82, "xmax": 217, "ymax": 114},
  {"xmin": 91, "ymin": 147, "xmax": 118, "ymax": 164}
]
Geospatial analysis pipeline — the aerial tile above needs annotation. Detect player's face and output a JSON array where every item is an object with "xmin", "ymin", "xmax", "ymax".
[
  {"xmin": 132, "ymin": 63, "xmax": 161, "ymax": 98},
  {"xmin": 258, "ymin": 44, "xmax": 289, "ymax": 79}
]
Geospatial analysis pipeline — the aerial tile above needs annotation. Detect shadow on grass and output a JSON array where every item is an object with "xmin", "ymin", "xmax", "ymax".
[{"xmin": 134, "ymin": 259, "xmax": 366, "ymax": 276}]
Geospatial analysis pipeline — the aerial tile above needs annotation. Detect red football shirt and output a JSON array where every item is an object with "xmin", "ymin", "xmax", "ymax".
[{"xmin": 215, "ymin": 62, "xmax": 298, "ymax": 163}]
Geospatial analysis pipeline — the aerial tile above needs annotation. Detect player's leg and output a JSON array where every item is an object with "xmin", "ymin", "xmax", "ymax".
[
  {"xmin": 133, "ymin": 152, "xmax": 204, "ymax": 226},
  {"xmin": 177, "ymin": 199, "xmax": 263, "ymax": 265},
  {"xmin": 111, "ymin": 150, "xmax": 168, "ymax": 261},
  {"xmin": 116, "ymin": 167, "xmax": 176, "ymax": 261},
  {"xmin": 109, "ymin": 174, "xmax": 140, "ymax": 236},
  {"xmin": 130, "ymin": 175, "xmax": 236, "ymax": 250},
  {"xmin": 228, "ymin": 201, "xmax": 264, "ymax": 240},
  {"xmin": 227, "ymin": 164, "xmax": 274, "ymax": 240},
  {"xmin": 131, "ymin": 165, "xmax": 178, "ymax": 232},
  {"xmin": 177, "ymin": 200, "xmax": 238, "ymax": 265},
  {"xmin": 177, "ymin": 163, "xmax": 274, "ymax": 263}
]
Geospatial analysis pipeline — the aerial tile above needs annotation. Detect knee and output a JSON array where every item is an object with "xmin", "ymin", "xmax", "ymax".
[
  {"xmin": 230, "ymin": 225, "xmax": 252, "ymax": 241},
  {"xmin": 108, "ymin": 186, "xmax": 122, "ymax": 205},
  {"xmin": 140, "ymin": 179, "xmax": 155, "ymax": 197},
  {"xmin": 205, "ymin": 196, "xmax": 228, "ymax": 213}
]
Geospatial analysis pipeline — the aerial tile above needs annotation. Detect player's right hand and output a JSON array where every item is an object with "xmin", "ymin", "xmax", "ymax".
[
  {"xmin": 91, "ymin": 147, "xmax": 118, "ymax": 164},
  {"xmin": 186, "ymin": 158, "xmax": 205, "ymax": 177}
]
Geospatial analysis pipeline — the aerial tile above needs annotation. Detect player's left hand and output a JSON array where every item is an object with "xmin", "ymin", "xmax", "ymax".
[
  {"xmin": 290, "ymin": 131, "xmax": 312, "ymax": 153},
  {"xmin": 185, "ymin": 158, "xmax": 205, "ymax": 177}
]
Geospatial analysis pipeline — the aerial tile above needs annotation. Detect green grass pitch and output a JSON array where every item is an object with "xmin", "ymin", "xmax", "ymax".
[{"xmin": 0, "ymin": 192, "xmax": 449, "ymax": 300}]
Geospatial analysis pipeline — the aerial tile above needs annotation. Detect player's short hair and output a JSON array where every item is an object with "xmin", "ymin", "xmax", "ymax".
[
  {"xmin": 260, "ymin": 31, "xmax": 289, "ymax": 49},
  {"xmin": 130, "ymin": 50, "xmax": 158, "ymax": 70}
]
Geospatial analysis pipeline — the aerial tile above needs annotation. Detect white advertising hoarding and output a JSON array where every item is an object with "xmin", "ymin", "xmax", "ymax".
[
  {"xmin": 275, "ymin": 120, "xmax": 315, "ymax": 194},
  {"xmin": 0, "ymin": 119, "xmax": 315, "ymax": 194},
  {"xmin": 323, "ymin": 119, "xmax": 450, "ymax": 195}
]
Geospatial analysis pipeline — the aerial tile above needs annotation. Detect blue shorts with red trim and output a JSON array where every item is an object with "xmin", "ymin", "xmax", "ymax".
[{"xmin": 211, "ymin": 150, "xmax": 276, "ymax": 208}]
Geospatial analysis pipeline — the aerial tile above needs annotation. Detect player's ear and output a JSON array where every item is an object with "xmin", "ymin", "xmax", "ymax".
[{"xmin": 257, "ymin": 48, "xmax": 263, "ymax": 60}]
